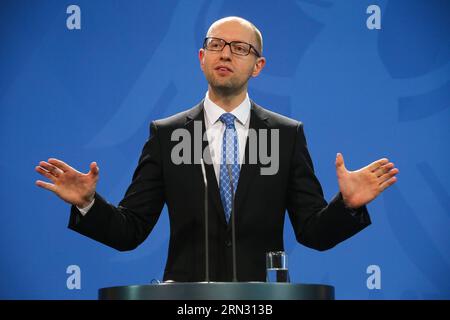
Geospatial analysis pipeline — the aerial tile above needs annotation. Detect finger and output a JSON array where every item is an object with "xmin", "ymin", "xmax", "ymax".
[
  {"xmin": 369, "ymin": 158, "xmax": 389, "ymax": 172},
  {"xmin": 35, "ymin": 180, "xmax": 56, "ymax": 192},
  {"xmin": 379, "ymin": 176, "xmax": 397, "ymax": 192},
  {"xmin": 35, "ymin": 166, "xmax": 56, "ymax": 182},
  {"xmin": 88, "ymin": 162, "xmax": 99, "ymax": 176},
  {"xmin": 39, "ymin": 161, "xmax": 64, "ymax": 177},
  {"xmin": 378, "ymin": 168, "xmax": 399, "ymax": 183},
  {"xmin": 374, "ymin": 162, "xmax": 395, "ymax": 177},
  {"xmin": 335, "ymin": 153, "xmax": 346, "ymax": 171},
  {"xmin": 48, "ymin": 158, "xmax": 71, "ymax": 172}
]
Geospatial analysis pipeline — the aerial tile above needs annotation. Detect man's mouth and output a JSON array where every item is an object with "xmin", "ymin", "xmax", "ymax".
[{"xmin": 215, "ymin": 65, "xmax": 233, "ymax": 73}]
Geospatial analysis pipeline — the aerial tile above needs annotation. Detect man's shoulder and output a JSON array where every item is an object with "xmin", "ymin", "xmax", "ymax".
[
  {"xmin": 152, "ymin": 102, "xmax": 203, "ymax": 129},
  {"xmin": 252, "ymin": 101, "xmax": 303, "ymax": 129},
  {"xmin": 149, "ymin": 100, "xmax": 304, "ymax": 130}
]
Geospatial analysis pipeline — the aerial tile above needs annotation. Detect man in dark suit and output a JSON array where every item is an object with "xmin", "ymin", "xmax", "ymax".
[{"xmin": 35, "ymin": 17, "xmax": 399, "ymax": 282}]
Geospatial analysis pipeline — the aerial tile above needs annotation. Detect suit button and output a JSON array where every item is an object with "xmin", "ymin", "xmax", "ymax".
[{"xmin": 225, "ymin": 240, "xmax": 232, "ymax": 247}]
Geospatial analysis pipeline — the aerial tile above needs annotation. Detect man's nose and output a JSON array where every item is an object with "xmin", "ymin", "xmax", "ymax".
[{"xmin": 220, "ymin": 44, "xmax": 232, "ymax": 60}]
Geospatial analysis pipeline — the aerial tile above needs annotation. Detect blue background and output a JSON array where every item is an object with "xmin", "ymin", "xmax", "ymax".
[{"xmin": 1, "ymin": 0, "xmax": 449, "ymax": 299}]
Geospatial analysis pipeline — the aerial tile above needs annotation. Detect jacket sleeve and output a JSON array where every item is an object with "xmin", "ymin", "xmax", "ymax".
[
  {"xmin": 68, "ymin": 122, "xmax": 166, "ymax": 251},
  {"xmin": 286, "ymin": 122, "xmax": 371, "ymax": 251}
]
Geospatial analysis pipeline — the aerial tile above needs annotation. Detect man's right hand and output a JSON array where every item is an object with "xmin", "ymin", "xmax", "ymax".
[{"xmin": 35, "ymin": 158, "xmax": 99, "ymax": 208}]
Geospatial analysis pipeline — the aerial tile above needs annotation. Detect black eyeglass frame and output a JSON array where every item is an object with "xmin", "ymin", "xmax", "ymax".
[{"xmin": 203, "ymin": 37, "xmax": 261, "ymax": 58}]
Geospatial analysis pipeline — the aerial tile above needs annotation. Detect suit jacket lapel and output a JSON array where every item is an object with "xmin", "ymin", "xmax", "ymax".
[
  {"xmin": 184, "ymin": 100, "xmax": 269, "ymax": 228},
  {"xmin": 185, "ymin": 101, "xmax": 227, "ymax": 226},
  {"xmin": 233, "ymin": 102, "xmax": 269, "ymax": 223}
]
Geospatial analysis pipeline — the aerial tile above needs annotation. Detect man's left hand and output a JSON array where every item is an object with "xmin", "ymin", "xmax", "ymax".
[{"xmin": 336, "ymin": 153, "xmax": 399, "ymax": 209}]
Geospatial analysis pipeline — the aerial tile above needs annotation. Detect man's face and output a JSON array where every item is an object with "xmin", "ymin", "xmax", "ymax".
[{"xmin": 199, "ymin": 20, "xmax": 265, "ymax": 96}]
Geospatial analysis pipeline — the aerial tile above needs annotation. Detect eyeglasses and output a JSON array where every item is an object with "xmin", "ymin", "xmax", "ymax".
[{"xmin": 203, "ymin": 37, "xmax": 261, "ymax": 58}]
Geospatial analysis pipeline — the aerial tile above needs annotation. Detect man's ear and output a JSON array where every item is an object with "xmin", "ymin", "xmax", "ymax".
[
  {"xmin": 251, "ymin": 57, "xmax": 266, "ymax": 77},
  {"xmin": 199, "ymin": 48, "xmax": 205, "ymax": 71}
]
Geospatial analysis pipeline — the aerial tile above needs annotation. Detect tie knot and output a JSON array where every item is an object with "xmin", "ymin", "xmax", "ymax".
[{"xmin": 219, "ymin": 113, "xmax": 236, "ymax": 129}]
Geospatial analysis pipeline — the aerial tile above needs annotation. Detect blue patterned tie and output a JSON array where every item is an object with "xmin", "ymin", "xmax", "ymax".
[{"xmin": 219, "ymin": 113, "xmax": 240, "ymax": 224}]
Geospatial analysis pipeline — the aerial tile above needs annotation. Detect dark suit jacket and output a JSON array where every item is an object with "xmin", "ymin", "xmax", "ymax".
[{"xmin": 68, "ymin": 101, "xmax": 371, "ymax": 282}]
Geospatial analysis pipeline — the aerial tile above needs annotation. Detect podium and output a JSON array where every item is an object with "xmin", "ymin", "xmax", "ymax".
[{"xmin": 99, "ymin": 282, "xmax": 334, "ymax": 300}]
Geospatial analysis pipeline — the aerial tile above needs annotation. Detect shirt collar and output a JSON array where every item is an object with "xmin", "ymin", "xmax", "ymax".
[{"xmin": 203, "ymin": 91, "xmax": 251, "ymax": 126}]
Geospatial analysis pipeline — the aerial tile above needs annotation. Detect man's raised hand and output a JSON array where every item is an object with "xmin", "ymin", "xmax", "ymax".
[
  {"xmin": 35, "ymin": 158, "xmax": 99, "ymax": 208},
  {"xmin": 335, "ymin": 153, "xmax": 399, "ymax": 209}
]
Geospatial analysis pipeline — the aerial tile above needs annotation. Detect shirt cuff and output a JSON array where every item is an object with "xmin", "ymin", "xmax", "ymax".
[
  {"xmin": 76, "ymin": 199, "xmax": 95, "ymax": 216},
  {"xmin": 338, "ymin": 193, "xmax": 362, "ymax": 216}
]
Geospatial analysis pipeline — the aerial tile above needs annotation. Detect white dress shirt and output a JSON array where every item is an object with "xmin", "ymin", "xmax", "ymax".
[
  {"xmin": 203, "ymin": 91, "xmax": 251, "ymax": 186},
  {"xmin": 78, "ymin": 92, "xmax": 251, "ymax": 215}
]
